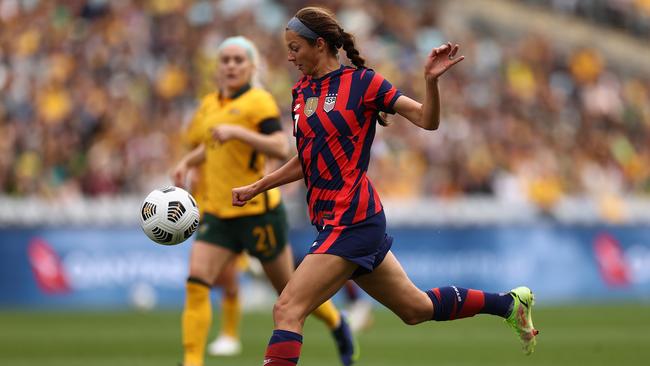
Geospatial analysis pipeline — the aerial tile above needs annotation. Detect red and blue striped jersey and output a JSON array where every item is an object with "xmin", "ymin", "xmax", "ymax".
[{"xmin": 291, "ymin": 65, "xmax": 402, "ymax": 227}]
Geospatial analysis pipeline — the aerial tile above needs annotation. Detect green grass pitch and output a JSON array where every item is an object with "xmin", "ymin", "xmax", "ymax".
[{"xmin": 1, "ymin": 304, "xmax": 648, "ymax": 366}]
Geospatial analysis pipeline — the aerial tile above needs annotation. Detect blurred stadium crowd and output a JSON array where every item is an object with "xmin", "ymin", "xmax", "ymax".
[
  {"xmin": 0, "ymin": 0, "xmax": 649, "ymax": 214},
  {"xmin": 520, "ymin": 0, "xmax": 650, "ymax": 37}
]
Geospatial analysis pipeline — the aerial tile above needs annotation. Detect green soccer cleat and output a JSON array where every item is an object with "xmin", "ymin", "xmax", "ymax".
[{"xmin": 505, "ymin": 286, "xmax": 539, "ymax": 355}]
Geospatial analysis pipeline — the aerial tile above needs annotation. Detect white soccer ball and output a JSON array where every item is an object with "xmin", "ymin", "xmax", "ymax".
[{"xmin": 140, "ymin": 186, "xmax": 200, "ymax": 245}]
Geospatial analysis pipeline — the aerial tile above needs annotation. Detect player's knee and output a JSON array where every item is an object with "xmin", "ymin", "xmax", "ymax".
[
  {"xmin": 186, "ymin": 275, "xmax": 211, "ymax": 288},
  {"xmin": 396, "ymin": 301, "xmax": 431, "ymax": 325},
  {"xmin": 188, "ymin": 266, "xmax": 216, "ymax": 285},
  {"xmin": 272, "ymin": 296, "xmax": 306, "ymax": 327},
  {"xmin": 272, "ymin": 296, "xmax": 294, "ymax": 322},
  {"xmin": 397, "ymin": 310, "xmax": 423, "ymax": 325}
]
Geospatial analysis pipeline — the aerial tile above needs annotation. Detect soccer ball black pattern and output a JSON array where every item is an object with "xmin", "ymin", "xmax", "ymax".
[
  {"xmin": 166, "ymin": 201, "xmax": 186, "ymax": 223},
  {"xmin": 140, "ymin": 186, "xmax": 200, "ymax": 245}
]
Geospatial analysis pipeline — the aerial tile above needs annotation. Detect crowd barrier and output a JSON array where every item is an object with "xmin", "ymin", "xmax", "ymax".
[{"xmin": 1, "ymin": 224, "xmax": 649, "ymax": 309}]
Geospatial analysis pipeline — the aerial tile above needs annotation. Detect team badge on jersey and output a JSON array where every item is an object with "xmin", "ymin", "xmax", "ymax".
[
  {"xmin": 324, "ymin": 93, "xmax": 337, "ymax": 112},
  {"xmin": 304, "ymin": 97, "xmax": 318, "ymax": 117}
]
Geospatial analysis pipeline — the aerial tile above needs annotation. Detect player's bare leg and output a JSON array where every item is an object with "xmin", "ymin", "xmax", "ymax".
[
  {"xmin": 262, "ymin": 254, "xmax": 357, "ymax": 365},
  {"xmin": 355, "ymin": 251, "xmax": 537, "ymax": 354},
  {"xmin": 262, "ymin": 246, "xmax": 358, "ymax": 365},
  {"xmin": 354, "ymin": 251, "xmax": 433, "ymax": 325},
  {"xmin": 260, "ymin": 244, "xmax": 295, "ymax": 294}
]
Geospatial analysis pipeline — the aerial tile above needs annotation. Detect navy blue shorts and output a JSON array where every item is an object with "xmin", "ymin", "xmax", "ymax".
[{"xmin": 308, "ymin": 210, "xmax": 393, "ymax": 278}]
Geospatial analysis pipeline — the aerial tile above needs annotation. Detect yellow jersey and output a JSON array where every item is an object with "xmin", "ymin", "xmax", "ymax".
[{"xmin": 189, "ymin": 85, "xmax": 283, "ymax": 219}]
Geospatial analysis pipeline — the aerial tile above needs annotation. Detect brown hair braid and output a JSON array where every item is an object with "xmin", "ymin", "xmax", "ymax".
[{"xmin": 339, "ymin": 29, "xmax": 366, "ymax": 68}]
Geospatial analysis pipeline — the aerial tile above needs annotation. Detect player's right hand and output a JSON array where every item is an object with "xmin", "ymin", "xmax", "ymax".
[{"xmin": 232, "ymin": 183, "xmax": 258, "ymax": 206}]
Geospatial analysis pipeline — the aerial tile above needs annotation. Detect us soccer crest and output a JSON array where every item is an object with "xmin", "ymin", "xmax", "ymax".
[
  {"xmin": 304, "ymin": 97, "xmax": 318, "ymax": 117},
  {"xmin": 324, "ymin": 93, "xmax": 337, "ymax": 112}
]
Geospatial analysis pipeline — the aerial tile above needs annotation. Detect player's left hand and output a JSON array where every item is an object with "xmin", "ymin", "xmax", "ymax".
[
  {"xmin": 424, "ymin": 42, "xmax": 464, "ymax": 82},
  {"xmin": 170, "ymin": 160, "xmax": 189, "ymax": 188},
  {"xmin": 211, "ymin": 124, "xmax": 242, "ymax": 143}
]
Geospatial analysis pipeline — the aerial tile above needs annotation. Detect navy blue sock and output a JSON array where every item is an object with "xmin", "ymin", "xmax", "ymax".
[{"xmin": 426, "ymin": 286, "xmax": 513, "ymax": 321}]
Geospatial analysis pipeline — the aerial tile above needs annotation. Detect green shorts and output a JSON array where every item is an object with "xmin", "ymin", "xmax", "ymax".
[{"xmin": 196, "ymin": 203, "xmax": 288, "ymax": 262}]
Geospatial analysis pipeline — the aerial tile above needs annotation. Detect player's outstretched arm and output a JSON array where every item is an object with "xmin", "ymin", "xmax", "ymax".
[
  {"xmin": 394, "ymin": 42, "xmax": 464, "ymax": 130},
  {"xmin": 232, "ymin": 155, "xmax": 303, "ymax": 206}
]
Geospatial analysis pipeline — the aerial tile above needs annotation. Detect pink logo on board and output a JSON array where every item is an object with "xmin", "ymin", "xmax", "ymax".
[
  {"xmin": 27, "ymin": 238, "xmax": 71, "ymax": 294},
  {"xmin": 593, "ymin": 233, "xmax": 631, "ymax": 287}
]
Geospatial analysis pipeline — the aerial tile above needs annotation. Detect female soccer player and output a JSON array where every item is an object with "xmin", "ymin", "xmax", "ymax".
[
  {"xmin": 181, "ymin": 94, "xmax": 246, "ymax": 358},
  {"xmin": 172, "ymin": 36, "xmax": 357, "ymax": 366},
  {"xmin": 231, "ymin": 8, "xmax": 539, "ymax": 365}
]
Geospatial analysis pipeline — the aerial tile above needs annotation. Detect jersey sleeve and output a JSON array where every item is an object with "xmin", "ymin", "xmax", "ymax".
[
  {"xmin": 250, "ymin": 91, "xmax": 282, "ymax": 134},
  {"xmin": 361, "ymin": 69, "xmax": 402, "ymax": 114},
  {"xmin": 258, "ymin": 118, "xmax": 283, "ymax": 135}
]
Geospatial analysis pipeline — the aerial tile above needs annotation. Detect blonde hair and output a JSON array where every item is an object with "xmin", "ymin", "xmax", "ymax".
[{"xmin": 217, "ymin": 36, "xmax": 262, "ymax": 87}]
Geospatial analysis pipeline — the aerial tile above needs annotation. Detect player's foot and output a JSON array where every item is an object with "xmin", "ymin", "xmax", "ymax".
[
  {"xmin": 207, "ymin": 334, "xmax": 242, "ymax": 356},
  {"xmin": 347, "ymin": 299, "xmax": 374, "ymax": 333},
  {"xmin": 332, "ymin": 315, "xmax": 359, "ymax": 365},
  {"xmin": 505, "ymin": 286, "xmax": 539, "ymax": 355}
]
